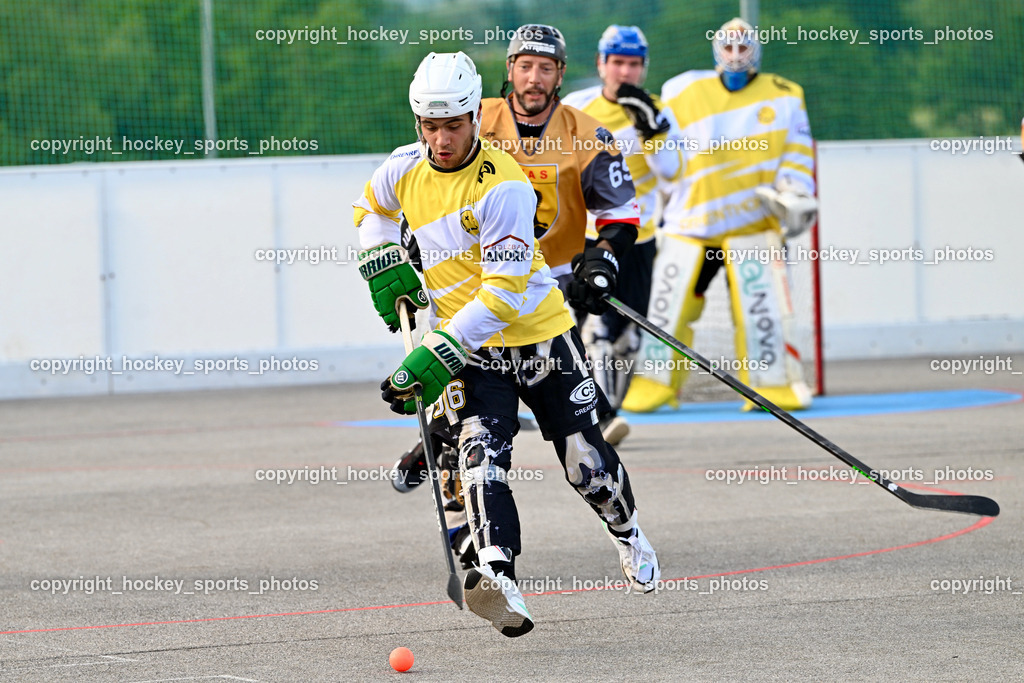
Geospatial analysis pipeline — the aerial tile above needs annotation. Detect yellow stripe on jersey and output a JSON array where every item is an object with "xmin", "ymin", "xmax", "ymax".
[
  {"xmin": 353, "ymin": 180, "xmax": 402, "ymax": 228},
  {"xmin": 354, "ymin": 140, "xmax": 574, "ymax": 350},
  {"xmin": 681, "ymin": 130, "xmax": 789, "ymax": 182},
  {"xmin": 660, "ymin": 70, "xmax": 815, "ymax": 240}
]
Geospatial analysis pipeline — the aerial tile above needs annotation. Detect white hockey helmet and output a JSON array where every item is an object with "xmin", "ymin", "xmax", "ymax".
[{"xmin": 409, "ymin": 51, "xmax": 483, "ymax": 136}]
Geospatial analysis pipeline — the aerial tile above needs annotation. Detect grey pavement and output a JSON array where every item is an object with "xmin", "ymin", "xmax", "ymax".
[{"xmin": 1, "ymin": 355, "xmax": 1021, "ymax": 681}]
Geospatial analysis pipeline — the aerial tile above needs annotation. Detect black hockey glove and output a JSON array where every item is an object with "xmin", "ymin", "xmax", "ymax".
[
  {"xmin": 567, "ymin": 247, "xmax": 618, "ymax": 315},
  {"xmin": 617, "ymin": 83, "xmax": 671, "ymax": 141}
]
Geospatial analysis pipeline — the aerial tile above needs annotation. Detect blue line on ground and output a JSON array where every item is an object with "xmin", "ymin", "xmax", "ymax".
[{"xmin": 332, "ymin": 389, "xmax": 1021, "ymax": 428}]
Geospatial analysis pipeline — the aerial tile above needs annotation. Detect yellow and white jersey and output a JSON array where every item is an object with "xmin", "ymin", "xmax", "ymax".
[
  {"xmin": 353, "ymin": 141, "xmax": 574, "ymax": 351},
  {"xmin": 560, "ymin": 85, "xmax": 682, "ymax": 244},
  {"xmin": 660, "ymin": 70, "xmax": 815, "ymax": 242},
  {"xmin": 480, "ymin": 97, "xmax": 640, "ymax": 273}
]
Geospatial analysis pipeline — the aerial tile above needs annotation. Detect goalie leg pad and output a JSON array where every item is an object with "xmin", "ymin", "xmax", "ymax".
[
  {"xmin": 623, "ymin": 234, "xmax": 709, "ymax": 413},
  {"xmin": 723, "ymin": 231, "xmax": 811, "ymax": 410}
]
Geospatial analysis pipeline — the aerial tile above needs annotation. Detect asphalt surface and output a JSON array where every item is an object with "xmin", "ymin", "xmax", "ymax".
[{"xmin": 1, "ymin": 355, "xmax": 1021, "ymax": 681}]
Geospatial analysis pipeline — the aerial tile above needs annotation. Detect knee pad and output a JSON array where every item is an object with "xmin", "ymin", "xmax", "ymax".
[
  {"xmin": 560, "ymin": 429, "xmax": 617, "ymax": 500},
  {"xmin": 457, "ymin": 416, "xmax": 514, "ymax": 487},
  {"xmin": 558, "ymin": 426, "xmax": 636, "ymax": 527},
  {"xmin": 580, "ymin": 463, "xmax": 626, "ymax": 507}
]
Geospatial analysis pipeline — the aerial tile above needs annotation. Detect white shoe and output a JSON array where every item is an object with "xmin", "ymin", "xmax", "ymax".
[
  {"xmin": 601, "ymin": 416, "xmax": 630, "ymax": 446},
  {"xmin": 605, "ymin": 521, "xmax": 660, "ymax": 593},
  {"xmin": 464, "ymin": 565, "xmax": 534, "ymax": 637}
]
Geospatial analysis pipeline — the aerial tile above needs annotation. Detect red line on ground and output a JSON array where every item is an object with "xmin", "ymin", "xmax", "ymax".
[
  {"xmin": 528, "ymin": 515, "xmax": 995, "ymax": 595},
  {"xmin": 1, "ymin": 508, "xmax": 995, "ymax": 636},
  {"xmin": 0, "ymin": 601, "xmax": 452, "ymax": 635}
]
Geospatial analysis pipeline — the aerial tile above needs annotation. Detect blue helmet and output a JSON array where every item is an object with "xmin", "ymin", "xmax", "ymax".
[{"xmin": 598, "ymin": 25, "xmax": 649, "ymax": 66}]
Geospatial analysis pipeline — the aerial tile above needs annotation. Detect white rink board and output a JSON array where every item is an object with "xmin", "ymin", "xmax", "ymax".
[{"xmin": 1, "ymin": 140, "xmax": 1021, "ymax": 398}]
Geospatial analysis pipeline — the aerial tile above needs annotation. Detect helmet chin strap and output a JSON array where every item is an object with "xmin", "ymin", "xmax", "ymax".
[{"xmin": 459, "ymin": 137, "xmax": 480, "ymax": 166}]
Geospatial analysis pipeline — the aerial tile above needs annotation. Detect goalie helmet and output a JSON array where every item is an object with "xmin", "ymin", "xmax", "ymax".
[
  {"xmin": 409, "ymin": 52, "xmax": 483, "ymax": 155},
  {"xmin": 712, "ymin": 18, "xmax": 761, "ymax": 92},
  {"xmin": 506, "ymin": 24, "xmax": 567, "ymax": 67}
]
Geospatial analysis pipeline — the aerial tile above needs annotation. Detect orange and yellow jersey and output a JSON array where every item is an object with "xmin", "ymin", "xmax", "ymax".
[
  {"xmin": 660, "ymin": 70, "xmax": 815, "ymax": 242},
  {"xmin": 560, "ymin": 85, "xmax": 683, "ymax": 244},
  {"xmin": 353, "ymin": 141, "xmax": 574, "ymax": 351},
  {"xmin": 480, "ymin": 96, "xmax": 640, "ymax": 275}
]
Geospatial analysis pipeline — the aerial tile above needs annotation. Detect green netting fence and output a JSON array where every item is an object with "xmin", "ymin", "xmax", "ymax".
[{"xmin": 2, "ymin": 0, "xmax": 1021, "ymax": 166}]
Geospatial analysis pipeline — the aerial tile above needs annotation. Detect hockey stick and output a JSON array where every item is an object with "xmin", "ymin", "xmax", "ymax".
[
  {"xmin": 607, "ymin": 296, "xmax": 1000, "ymax": 517},
  {"xmin": 398, "ymin": 301, "xmax": 464, "ymax": 608}
]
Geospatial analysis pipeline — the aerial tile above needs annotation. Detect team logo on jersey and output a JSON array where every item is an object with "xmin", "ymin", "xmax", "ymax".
[
  {"xmin": 460, "ymin": 209, "xmax": 480, "ymax": 235},
  {"xmin": 477, "ymin": 160, "xmax": 495, "ymax": 183},
  {"xmin": 594, "ymin": 126, "xmax": 615, "ymax": 145},
  {"xmin": 483, "ymin": 234, "xmax": 529, "ymax": 262},
  {"xmin": 569, "ymin": 378, "xmax": 597, "ymax": 405},
  {"xmin": 758, "ymin": 106, "xmax": 776, "ymax": 124}
]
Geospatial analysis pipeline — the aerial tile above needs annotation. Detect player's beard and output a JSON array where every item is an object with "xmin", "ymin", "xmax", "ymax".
[{"xmin": 514, "ymin": 84, "xmax": 557, "ymax": 116}]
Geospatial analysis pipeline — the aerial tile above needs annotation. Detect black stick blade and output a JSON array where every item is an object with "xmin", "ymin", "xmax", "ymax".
[
  {"xmin": 447, "ymin": 573, "xmax": 464, "ymax": 609},
  {"xmin": 898, "ymin": 490, "xmax": 1000, "ymax": 517}
]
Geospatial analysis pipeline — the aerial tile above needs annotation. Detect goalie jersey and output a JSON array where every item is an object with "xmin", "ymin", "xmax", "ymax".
[
  {"xmin": 353, "ymin": 141, "xmax": 574, "ymax": 351},
  {"xmin": 660, "ymin": 70, "xmax": 815, "ymax": 241},
  {"xmin": 479, "ymin": 97, "xmax": 640, "ymax": 272}
]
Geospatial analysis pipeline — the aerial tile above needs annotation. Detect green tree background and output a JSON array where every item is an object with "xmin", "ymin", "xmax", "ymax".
[{"xmin": 1, "ymin": 0, "xmax": 1021, "ymax": 165}]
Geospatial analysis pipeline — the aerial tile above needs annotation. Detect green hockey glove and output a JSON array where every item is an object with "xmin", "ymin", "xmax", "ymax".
[
  {"xmin": 358, "ymin": 243, "xmax": 428, "ymax": 332},
  {"xmin": 381, "ymin": 330, "xmax": 468, "ymax": 415}
]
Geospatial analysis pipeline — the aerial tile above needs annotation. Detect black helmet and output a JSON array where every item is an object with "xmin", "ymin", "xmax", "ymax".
[{"xmin": 506, "ymin": 24, "xmax": 567, "ymax": 66}]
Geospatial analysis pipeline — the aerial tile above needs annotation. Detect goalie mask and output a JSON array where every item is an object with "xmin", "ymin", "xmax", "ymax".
[
  {"xmin": 712, "ymin": 18, "xmax": 761, "ymax": 92},
  {"xmin": 409, "ymin": 51, "xmax": 483, "ymax": 160}
]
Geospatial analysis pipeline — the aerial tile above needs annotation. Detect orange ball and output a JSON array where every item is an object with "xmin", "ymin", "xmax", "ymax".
[{"xmin": 389, "ymin": 646, "xmax": 414, "ymax": 672}]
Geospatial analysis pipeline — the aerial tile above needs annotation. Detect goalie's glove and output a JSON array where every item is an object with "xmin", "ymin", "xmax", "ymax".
[
  {"xmin": 755, "ymin": 182, "xmax": 819, "ymax": 239},
  {"xmin": 617, "ymin": 83, "xmax": 671, "ymax": 141},
  {"xmin": 568, "ymin": 247, "xmax": 618, "ymax": 315},
  {"xmin": 358, "ymin": 243, "xmax": 428, "ymax": 332},
  {"xmin": 381, "ymin": 330, "xmax": 468, "ymax": 415}
]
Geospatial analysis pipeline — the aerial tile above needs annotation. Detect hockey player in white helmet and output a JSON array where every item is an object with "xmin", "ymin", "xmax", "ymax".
[
  {"xmin": 355, "ymin": 51, "xmax": 659, "ymax": 638},
  {"xmin": 623, "ymin": 18, "xmax": 818, "ymax": 413},
  {"xmin": 562, "ymin": 25, "xmax": 682, "ymax": 444}
]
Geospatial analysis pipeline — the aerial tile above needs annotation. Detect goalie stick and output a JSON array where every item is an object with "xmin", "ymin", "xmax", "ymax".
[
  {"xmin": 398, "ymin": 301, "xmax": 464, "ymax": 608},
  {"xmin": 606, "ymin": 296, "xmax": 1000, "ymax": 517}
]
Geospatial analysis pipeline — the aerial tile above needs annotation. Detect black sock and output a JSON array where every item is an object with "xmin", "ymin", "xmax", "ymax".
[{"xmin": 488, "ymin": 560, "xmax": 516, "ymax": 582}]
